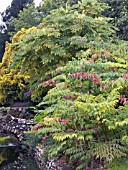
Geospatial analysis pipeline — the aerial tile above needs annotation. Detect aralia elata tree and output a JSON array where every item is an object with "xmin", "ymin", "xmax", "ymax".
[{"xmin": 0, "ymin": 0, "xmax": 127, "ymax": 168}]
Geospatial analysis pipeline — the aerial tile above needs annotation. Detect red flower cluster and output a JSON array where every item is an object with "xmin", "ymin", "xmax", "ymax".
[
  {"xmin": 100, "ymin": 83, "xmax": 106, "ymax": 91},
  {"xmin": 119, "ymin": 95, "xmax": 127, "ymax": 104},
  {"xmin": 42, "ymin": 136, "xmax": 47, "ymax": 141},
  {"xmin": 70, "ymin": 72, "xmax": 100, "ymax": 84},
  {"xmin": 122, "ymin": 73, "xmax": 128, "ymax": 79},
  {"xmin": 40, "ymin": 80, "xmax": 56, "ymax": 87},
  {"xmin": 59, "ymin": 119, "xmax": 70, "ymax": 124},
  {"xmin": 91, "ymin": 73, "xmax": 100, "ymax": 84},
  {"xmin": 63, "ymin": 94, "xmax": 77, "ymax": 100},
  {"xmin": 33, "ymin": 124, "xmax": 42, "ymax": 131}
]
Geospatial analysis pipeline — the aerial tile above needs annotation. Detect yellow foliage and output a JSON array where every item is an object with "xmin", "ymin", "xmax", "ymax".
[
  {"xmin": 12, "ymin": 26, "xmax": 36, "ymax": 43},
  {"xmin": 44, "ymin": 117, "xmax": 60, "ymax": 126},
  {"xmin": 0, "ymin": 28, "xmax": 33, "ymax": 105}
]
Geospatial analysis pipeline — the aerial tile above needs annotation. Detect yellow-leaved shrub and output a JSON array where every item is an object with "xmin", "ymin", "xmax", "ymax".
[{"xmin": 0, "ymin": 28, "xmax": 34, "ymax": 105}]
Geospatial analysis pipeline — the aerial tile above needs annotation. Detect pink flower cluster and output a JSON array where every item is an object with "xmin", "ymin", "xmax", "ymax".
[
  {"xmin": 50, "ymin": 27, "xmax": 55, "ymax": 31},
  {"xmin": 59, "ymin": 119, "xmax": 70, "ymax": 124},
  {"xmin": 33, "ymin": 124, "xmax": 42, "ymax": 131},
  {"xmin": 63, "ymin": 94, "xmax": 77, "ymax": 100},
  {"xmin": 55, "ymin": 68, "xmax": 61, "ymax": 73},
  {"xmin": 70, "ymin": 72, "xmax": 100, "ymax": 84},
  {"xmin": 119, "ymin": 95, "xmax": 127, "ymax": 104},
  {"xmin": 40, "ymin": 80, "xmax": 56, "ymax": 87},
  {"xmin": 122, "ymin": 73, "xmax": 128, "ymax": 79},
  {"xmin": 58, "ymin": 117, "xmax": 73, "ymax": 124},
  {"xmin": 100, "ymin": 83, "xmax": 106, "ymax": 91}
]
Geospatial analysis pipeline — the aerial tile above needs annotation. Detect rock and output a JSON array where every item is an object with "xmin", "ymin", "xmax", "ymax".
[
  {"xmin": 0, "ymin": 109, "xmax": 36, "ymax": 140},
  {"xmin": 33, "ymin": 145, "xmax": 75, "ymax": 170},
  {"xmin": 6, "ymin": 115, "xmax": 12, "ymax": 121},
  {"xmin": 14, "ymin": 118, "xmax": 18, "ymax": 123}
]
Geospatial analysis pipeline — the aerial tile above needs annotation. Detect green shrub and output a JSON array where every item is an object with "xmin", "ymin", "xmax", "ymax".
[{"xmin": 32, "ymin": 40, "xmax": 128, "ymax": 169}]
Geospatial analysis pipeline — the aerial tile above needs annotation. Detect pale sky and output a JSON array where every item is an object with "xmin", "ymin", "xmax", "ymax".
[{"xmin": 0, "ymin": 0, "xmax": 42, "ymax": 23}]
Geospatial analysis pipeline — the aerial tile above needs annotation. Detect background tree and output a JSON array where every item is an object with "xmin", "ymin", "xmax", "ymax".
[
  {"xmin": 0, "ymin": 26, "xmax": 9, "ymax": 61},
  {"xmin": 100, "ymin": 0, "xmax": 128, "ymax": 40},
  {"xmin": 1, "ymin": 0, "xmax": 34, "ymax": 25},
  {"xmin": 39, "ymin": 0, "xmax": 78, "ymax": 16},
  {"xmin": 9, "ymin": 0, "xmax": 79, "ymax": 36},
  {"xmin": 0, "ymin": 0, "xmax": 34, "ymax": 61},
  {"xmin": 9, "ymin": 3, "xmax": 43, "ymax": 35}
]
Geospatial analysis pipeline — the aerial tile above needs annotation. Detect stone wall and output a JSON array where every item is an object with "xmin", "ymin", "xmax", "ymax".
[
  {"xmin": 0, "ymin": 107, "xmax": 74, "ymax": 170},
  {"xmin": 0, "ymin": 107, "xmax": 36, "ymax": 140}
]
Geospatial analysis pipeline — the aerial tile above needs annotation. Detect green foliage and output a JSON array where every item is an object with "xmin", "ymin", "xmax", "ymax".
[
  {"xmin": 0, "ymin": 0, "xmax": 128, "ymax": 168},
  {"xmin": 22, "ymin": 132, "xmax": 41, "ymax": 150},
  {"xmin": 9, "ymin": 3, "xmax": 43, "ymax": 35},
  {"xmin": 39, "ymin": 0, "xmax": 79, "ymax": 16},
  {"xmin": 11, "ymin": 0, "xmax": 116, "ymax": 96},
  {"xmin": 32, "ymin": 38, "xmax": 128, "ymax": 168}
]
